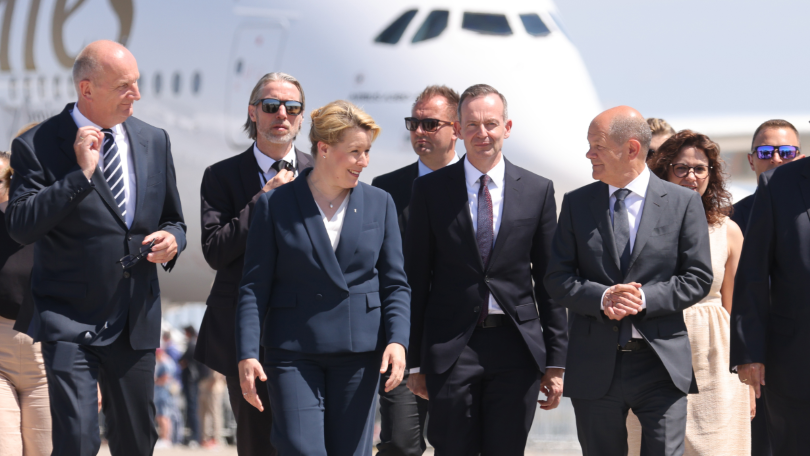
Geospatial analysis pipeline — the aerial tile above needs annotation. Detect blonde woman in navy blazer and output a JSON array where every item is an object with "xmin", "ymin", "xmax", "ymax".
[{"xmin": 235, "ymin": 100, "xmax": 411, "ymax": 456}]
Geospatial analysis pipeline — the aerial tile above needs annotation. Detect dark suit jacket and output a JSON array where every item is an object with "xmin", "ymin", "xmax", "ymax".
[
  {"xmin": 405, "ymin": 157, "xmax": 567, "ymax": 375},
  {"xmin": 0, "ymin": 209, "xmax": 34, "ymax": 321},
  {"xmin": 235, "ymin": 168, "xmax": 410, "ymax": 360},
  {"xmin": 371, "ymin": 162, "xmax": 419, "ymax": 236},
  {"xmin": 196, "ymin": 145, "xmax": 312, "ymax": 377},
  {"xmin": 544, "ymin": 172, "xmax": 712, "ymax": 399},
  {"xmin": 730, "ymin": 194, "xmax": 754, "ymax": 237},
  {"xmin": 730, "ymin": 159, "xmax": 810, "ymax": 399},
  {"xmin": 5, "ymin": 103, "xmax": 187, "ymax": 349}
]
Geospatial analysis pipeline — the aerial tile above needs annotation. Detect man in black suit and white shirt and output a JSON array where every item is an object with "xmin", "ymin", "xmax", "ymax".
[
  {"xmin": 371, "ymin": 85, "xmax": 458, "ymax": 456},
  {"xmin": 405, "ymin": 84, "xmax": 568, "ymax": 456},
  {"xmin": 197, "ymin": 72, "xmax": 313, "ymax": 456},
  {"xmin": 6, "ymin": 40, "xmax": 186, "ymax": 456},
  {"xmin": 545, "ymin": 106, "xmax": 713, "ymax": 456}
]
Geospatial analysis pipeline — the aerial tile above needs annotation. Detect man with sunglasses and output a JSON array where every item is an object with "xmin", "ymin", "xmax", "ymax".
[
  {"xmin": 731, "ymin": 119, "xmax": 810, "ymax": 456},
  {"xmin": 731, "ymin": 119, "xmax": 803, "ymax": 237},
  {"xmin": 371, "ymin": 85, "xmax": 459, "ymax": 456},
  {"xmin": 197, "ymin": 72, "xmax": 313, "ymax": 456}
]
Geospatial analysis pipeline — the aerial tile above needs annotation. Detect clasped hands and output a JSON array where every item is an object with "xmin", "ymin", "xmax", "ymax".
[{"xmin": 604, "ymin": 282, "xmax": 643, "ymax": 321}]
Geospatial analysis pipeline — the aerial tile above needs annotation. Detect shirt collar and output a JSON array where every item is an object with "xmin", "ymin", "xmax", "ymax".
[
  {"xmin": 608, "ymin": 165, "xmax": 651, "ymax": 199},
  {"xmin": 464, "ymin": 153, "xmax": 506, "ymax": 188},
  {"xmin": 253, "ymin": 142, "xmax": 296, "ymax": 173},
  {"xmin": 417, "ymin": 153, "xmax": 459, "ymax": 177},
  {"xmin": 70, "ymin": 105, "xmax": 124, "ymax": 137}
]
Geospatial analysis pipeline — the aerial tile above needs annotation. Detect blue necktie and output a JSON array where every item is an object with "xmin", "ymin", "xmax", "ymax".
[
  {"xmin": 101, "ymin": 128, "xmax": 126, "ymax": 218},
  {"xmin": 613, "ymin": 188, "xmax": 633, "ymax": 347}
]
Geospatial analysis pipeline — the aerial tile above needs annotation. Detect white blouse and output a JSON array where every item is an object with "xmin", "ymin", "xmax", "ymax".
[{"xmin": 316, "ymin": 194, "xmax": 350, "ymax": 251}]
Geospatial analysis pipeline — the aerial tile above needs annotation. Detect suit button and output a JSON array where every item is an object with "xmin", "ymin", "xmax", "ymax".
[
  {"xmin": 473, "ymin": 306, "xmax": 480, "ymax": 313},
  {"xmin": 613, "ymin": 326, "xmax": 619, "ymax": 332},
  {"xmin": 123, "ymin": 271, "xmax": 130, "ymax": 279},
  {"xmin": 315, "ymin": 294, "xmax": 323, "ymax": 300},
  {"xmin": 127, "ymin": 236, "xmax": 132, "ymax": 241},
  {"xmin": 84, "ymin": 332, "xmax": 92, "ymax": 341}
]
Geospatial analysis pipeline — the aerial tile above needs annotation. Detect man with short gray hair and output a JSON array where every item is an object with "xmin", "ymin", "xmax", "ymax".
[
  {"xmin": 545, "ymin": 106, "xmax": 713, "ymax": 456},
  {"xmin": 196, "ymin": 72, "xmax": 312, "ymax": 455}
]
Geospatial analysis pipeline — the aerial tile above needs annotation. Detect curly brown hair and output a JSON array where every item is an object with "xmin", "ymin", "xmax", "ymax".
[{"xmin": 649, "ymin": 130, "xmax": 732, "ymax": 226}]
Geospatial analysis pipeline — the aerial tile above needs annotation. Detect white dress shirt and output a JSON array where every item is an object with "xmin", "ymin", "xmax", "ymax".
[
  {"xmin": 71, "ymin": 106, "xmax": 135, "ymax": 228},
  {"xmin": 601, "ymin": 166, "xmax": 650, "ymax": 339},
  {"xmin": 417, "ymin": 153, "xmax": 459, "ymax": 177},
  {"xmin": 464, "ymin": 156, "xmax": 506, "ymax": 316},
  {"xmin": 315, "ymin": 194, "xmax": 350, "ymax": 252},
  {"xmin": 254, "ymin": 143, "xmax": 297, "ymax": 186}
]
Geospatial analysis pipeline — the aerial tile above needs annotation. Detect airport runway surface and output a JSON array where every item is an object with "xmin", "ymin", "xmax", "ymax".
[{"xmin": 99, "ymin": 444, "xmax": 583, "ymax": 455}]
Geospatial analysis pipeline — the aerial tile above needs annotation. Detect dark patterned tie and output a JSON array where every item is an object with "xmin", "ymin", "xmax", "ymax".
[
  {"xmin": 271, "ymin": 159, "xmax": 293, "ymax": 172},
  {"xmin": 477, "ymin": 174, "xmax": 494, "ymax": 325},
  {"xmin": 613, "ymin": 188, "xmax": 633, "ymax": 346},
  {"xmin": 101, "ymin": 128, "xmax": 126, "ymax": 217}
]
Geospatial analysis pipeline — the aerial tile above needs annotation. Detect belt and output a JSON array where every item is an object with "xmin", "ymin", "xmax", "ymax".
[
  {"xmin": 618, "ymin": 339, "xmax": 647, "ymax": 352},
  {"xmin": 477, "ymin": 314, "xmax": 508, "ymax": 328}
]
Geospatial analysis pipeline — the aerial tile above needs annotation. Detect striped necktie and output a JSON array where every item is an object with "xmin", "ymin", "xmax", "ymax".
[{"xmin": 101, "ymin": 128, "xmax": 126, "ymax": 217}]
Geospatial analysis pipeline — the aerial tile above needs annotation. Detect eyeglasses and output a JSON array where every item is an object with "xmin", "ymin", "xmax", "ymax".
[
  {"xmin": 117, "ymin": 239, "xmax": 156, "ymax": 270},
  {"xmin": 670, "ymin": 163, "xmax": 711, "ymax": 179},
  {"xmin": 257, "ymin": 98, "xmax": 303, "ymax": 116},
  {"xmin": 404, "ymin": 117, "xmax": 453, "ymax": 133},
  {"xmin": 751, "ymin": 145, "xmax": 800, "ymax": 160}
]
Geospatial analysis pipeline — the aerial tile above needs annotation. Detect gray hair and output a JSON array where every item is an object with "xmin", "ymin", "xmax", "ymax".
[
  {"xmin": 610, "ymin": 115, "xmax": 652, "ymax": 152},
  {"xmin": 458, "ymin": 84, "xmax": 508, "ymax": 121},
  {"xmin": 72, "ymin": 52, "xmax": 102, "ymax": 92},
  {"xmin": 243, "ymin": 72, "xmax": 305, "ymax": 140}
]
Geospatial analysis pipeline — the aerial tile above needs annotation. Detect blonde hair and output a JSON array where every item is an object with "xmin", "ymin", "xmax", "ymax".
[
  {"xmin": 0, "ymin": 151, "xmax": 12, "ymax": 196},
  {"xmin": 646, "ymin": 118, "xmax": 675, "ymax": 137},
  {"xmin": 309, "ymin": 101, "xmax": 381, "ymax": 157}
]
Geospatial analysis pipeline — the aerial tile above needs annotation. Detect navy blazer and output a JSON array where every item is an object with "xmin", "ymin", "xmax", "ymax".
[
  {"xmin": 5, "ymin": 103, "xmax": 187, "ymax": 349},
  {"xmin": 236, "ymin": 168, "xmax": 410, "ymax": 360}
]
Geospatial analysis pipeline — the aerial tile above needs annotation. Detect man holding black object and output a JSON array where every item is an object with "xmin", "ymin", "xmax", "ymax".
[
  {"xmin": 5, "ymin": 40, "xmax": 186, "ymax": 456},
  {"xmin": 544, "ymin": 106, "xmax": 712, "ymax": 456},
  {"xmin": 196, "ymin": 72, "xmax": 312, "ymax": 456}
]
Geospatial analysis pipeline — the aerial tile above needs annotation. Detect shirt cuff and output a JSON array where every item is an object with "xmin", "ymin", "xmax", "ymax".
[
  {"xmin": 600, "ymin": 287, "xmax": 609, "ymax": 310},
  {"xmin": 639, "ymin": 288, "xmax": 646, "ymax": 309},
  {"xmin": 546, "ymin": 366, "xmax": 564, "ymax": 369},
  {"xmin": 409, "ymin": 367, "xmax": 420, "ymax": 374}
]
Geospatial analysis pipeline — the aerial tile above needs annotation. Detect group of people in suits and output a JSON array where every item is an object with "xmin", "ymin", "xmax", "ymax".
[{"xmin": 2, "ymin": 37, "xmax": 809, "ymax": 456}]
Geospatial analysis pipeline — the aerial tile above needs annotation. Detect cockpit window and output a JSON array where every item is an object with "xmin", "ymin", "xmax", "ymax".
[
  {"xmin": 462, "ymin": 12, "xmax": 512, "ymax": 35},
  {"xmin": 375, "ymin": 9, "xmax": 418, "ymax": 44},
  {"xmin": 412, "ymin": 10, "xmax": 449, "ymax": 43},
  {"xmin": 520, "ymin": 13, "xmax": 551, "ymax": 36}
]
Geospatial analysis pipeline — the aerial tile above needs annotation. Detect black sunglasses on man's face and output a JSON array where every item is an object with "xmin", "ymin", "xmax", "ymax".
[{"xmin": 258, "ymin": 98, "xmax": 303, "ymax": 116}]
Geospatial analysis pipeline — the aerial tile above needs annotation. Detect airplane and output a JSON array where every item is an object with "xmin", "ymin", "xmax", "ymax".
[{"xmin": 0, "ymin": 0, "xmax": 605, "ymax": 302}]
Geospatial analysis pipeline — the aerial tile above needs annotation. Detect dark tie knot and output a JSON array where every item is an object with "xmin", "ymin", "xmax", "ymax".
[
  {"xmin": 479, "ymin": 174, "xmax": 490, "ymax": 189},
  {"xmin": 101, "ymin": 128, "xmax": 114, "ymax": 136},
  {"xmin": 272, "ymin": 159, "xmax": 293, "ymax": 172},
  {"xmin": 614, "ymin": 188, "xmax": 631, "ymax": 202}
]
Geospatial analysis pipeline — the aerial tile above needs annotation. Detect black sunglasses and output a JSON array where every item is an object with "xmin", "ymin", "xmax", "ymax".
[
  {"xmin": 405, "ymin": 117, "xmax": 453, "ymax": 133},
  {"xmin": 117, "ymin": 239, "xmax": 156, "ymax": 270},
  {"xmin": 258, "ymin": 98, "xmax": 303, "ymax": 116},
  {"xmin": 752, "ymin": 145, "xmax": 800, "ymax": 160}
]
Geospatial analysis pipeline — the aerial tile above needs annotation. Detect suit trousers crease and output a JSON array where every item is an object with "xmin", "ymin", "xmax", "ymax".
[
  {"xmin": 0, "ymin": 316, "xmax": 51, "ymax": 456},
  {"xmin": 226, "ymin": 375, "xmax": 277, "ymax": 456},
  {"xmin": 571, "ymin": 348, "xmax": 687, "ymax": 456},
  {"xmin": 377, "ymin": 371, "xmax": 428, "ymax": 456},
  {"xmin": 764, "ymin": 387, "xmax": 810, "ymax": 456},
  {"xmin": 425, "ymin": 324, "xmax": 542, "ymax": 456},
  {"xmin": 42, "ymin": 324, "xmax": 157, "ymax": 456}
]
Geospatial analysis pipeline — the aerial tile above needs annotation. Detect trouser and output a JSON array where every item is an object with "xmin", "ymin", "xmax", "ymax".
[
  {"xmin": 764, "ymin": 386, "xmax": 810, "ymax": 456},
  {"xmin": 0, "ymin": 316, "xmax": 51, "ymax": 456},
  {"xmin": 41, "ymin": 325, "xmax": 157, "ymax": 456},
  {"xmin": 183, "ymin": 377, "xmax": 200, "ymax": 444},
  {"xmin": 425, "ymin": 324, "xmax": 542, "ymax": 456},
  {"xmin": 264, "ymin": 349, "xmax": 381, "ymax": 456},
  {"xmin": 226, "ymin": 375, "xmax": 277, "ymax": 456},
  {"xmin": 376, "ymin": 371, "xmax": 429, "ymax": 456},
  {"xmin": 199, "ymin": 373, "xmax": 225, "ymax": 443},
  {"xmin": 571, "ymin": 346, "xmax": 687, "ymax": 456},
  {"xmin": 751, "ymin": 389, "xmax": 771, "ymax": 456}
]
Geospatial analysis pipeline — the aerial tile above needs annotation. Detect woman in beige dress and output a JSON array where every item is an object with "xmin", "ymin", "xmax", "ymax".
[{"xmin": 626, "ymin": 130, "xmax": 754, "ymax": 456}]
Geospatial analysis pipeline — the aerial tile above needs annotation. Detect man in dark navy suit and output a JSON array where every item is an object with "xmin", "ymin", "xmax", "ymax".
[
  {"xmin": 371, "ymin": 85, "xmax": 459, "ymax": 456},
  {"xmin": 405, "ymin": 84, "xmax": 567, "ymax": 456},
  {"xmin": 6, "ymin": 40, "xmax": 186, "ymax": 456},
  {"xmin": 197, "ymin": 72, "xmax": 312, "ymax": 456}
]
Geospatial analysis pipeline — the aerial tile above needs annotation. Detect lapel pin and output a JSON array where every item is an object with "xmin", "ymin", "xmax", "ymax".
[{"xmin": 354, "ymin": 209, "xmax": 357, "ymax": 213}]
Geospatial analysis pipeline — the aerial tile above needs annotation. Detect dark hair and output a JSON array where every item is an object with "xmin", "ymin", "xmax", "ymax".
[
  {"xmin": 751, "ymin": 119, "xmax": 800, "ymax": 150},
  {"xmin": 458, "ymin": 84, "xmax": 507, "ymax": 121},
  {"xmin": 413, "ymin": 85, "xmax": 459, "ymax": 121},
  {"xmin": 650, "ymin": 129, "xmax": 732, "ymax": 226}
]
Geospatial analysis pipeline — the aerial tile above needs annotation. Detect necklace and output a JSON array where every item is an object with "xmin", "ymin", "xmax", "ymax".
[{"xmin": 309, "ymin": 177, "xmax": 346, "ymax": 209}]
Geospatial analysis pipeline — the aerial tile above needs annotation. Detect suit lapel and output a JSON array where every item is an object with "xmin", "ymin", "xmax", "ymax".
[
  {"xmin": 123, "ymin": 119, "xmax": 148, "ymax": 224},
  {"xmin": 239, "ymin": 147, "xmax": 262, "ymax": 201},
  {"xmin": 590, "ymin": 182, "xmax": 621, "ymax": 272},
  {"xmin": 627, "ymin": 174, "xmax": 668, "ymax": 273},
  {"xmin": 335, "ymin": 184, "xmax": 363, "ymax": 272},
  {"xmin": 486, "ymin": 158, "xmax": 519, "ymax": 269},
  {"xmin": 295, "ymin": 146, "xmax": 313, "ymax": 172},
  {"xmin": 292, "ymin": 170, "xmax": 348, "ymax": 291},
  {"xmin": 448, "ymin": 157, "xmax": 485, "ymax": 271},
  {"xmin": 799, "ymin": 161, "xmax": 810, "ymax": 226}
]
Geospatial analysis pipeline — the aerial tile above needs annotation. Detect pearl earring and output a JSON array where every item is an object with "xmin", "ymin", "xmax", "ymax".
[{"xmin": 322, "ymin": 155, "xmax": 326, "ymax": 158}]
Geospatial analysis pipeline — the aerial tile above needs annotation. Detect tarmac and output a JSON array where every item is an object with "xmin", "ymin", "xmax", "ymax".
[{"xmin": 99, "ymin": 444, "xmax": 583, "ymax": 455}]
